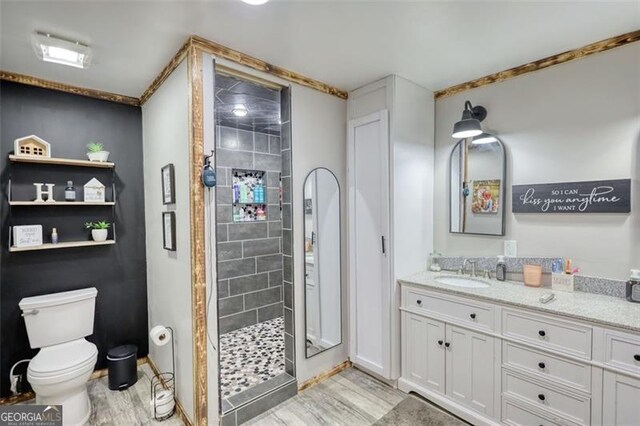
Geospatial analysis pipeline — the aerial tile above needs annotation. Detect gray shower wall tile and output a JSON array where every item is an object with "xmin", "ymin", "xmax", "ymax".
[
  {"xmin": 266, "ymin": 171, "xmax": 280, "ymax": 188},
  {"xmin": 218, "ymin": 258, "xmax": 256, "ymax": 280},
  {"xmin": 219, "ymin": 295, "xmax": 244, "ymax": 317},
  {"xmin": 243, "ymin": 238, "xmax": 281, "ymax": 257},
  {"xmin": 218, "ymin": 241, "xmax": 243, "ymax": 261},
  {"xmin": 255, "ymin": 153, "xmax": 282, "ymax": 172},
  {"xmin": 268, "ymin": 221, "xmax": 282, "ymax": 237},
  {"xmin": 216, "ymin": 167, "xmax": 229, "ymax": 186},
  {"xmin": 254, "ymin": 133, "xmax": 269, "ymax": 153},
  {"xmin": 281, "ymin": 122, "xmax": 291, "ymax": 150},
  {"xmin": 217, "ymin": 205, "xmax": 233, "ymax": 224},
  {"xmin": 217, "ymin": 224, "xmax": 228, "ymax": 242},
  {"xmin": 245, "ymin": 287, "xmax": 282, "ymax": 310},
  {"xmin": 228, "ymin": 222, "xmax": 268, "ymax": 241},
  {"xmin": 258, "ymin": 302, "xmax": 284, "ymax": 322},
  {"xmin": 284, "ymin": 307, "xmax": 293, "ymax": 335},
  {"xmin": 282, "ymin": 203, "xmax": 291, "ymax": 229},
  {"xmin": 217, "ymin": 148, "xmax": 254, "ymax": 169},
  {"xmin": 229, "ymin": 273, "xmax": 269, "ymax": 296},
  {"xmin": 284, "ymin": 333, "xmax": 294, "ymax": 361},
  {"xmin": 257, "ymin": 254, "xmax": 284, "ymax": 273},
  {"xmin": 282, "ymin": 230, "xmax": 292, "ymax": 256},
  {"xmin": 219, "ymin": 310, "xmax": 257, "ymax": 334},
  {"xmin": 216, "ymin": 186, "xmax": 232, "ymax": 204},
  {"xmin": 219, "ymin": 126, "xmax": 239, "ymax": 150},
  {"xmin": 218, "ymin": 280, "xmax": 229, "ymax": 299},
  {"xmin": 283, "ymin": 255, "xmax": 293, "ymax": 282},
  {"xmin": 267, "ymin": 205, "xmax": 281, "ymax": 221},
  {"xmin": 269, "ymin": 135, "xmax": 281, "ymax": 154},
  {"xmin": 237, "ymin": 129, "xmax": 255, "ymax": 151},
  {"xmin": 269, "ymin": 270, "xmax": 283, "ymax": 287},
  {"xmin": 283, "ymin": 282, "xmax": 293, "ymax": 309},
  {"xmin": 281, "ymin": 149, "xmax": 291, "ymax": 177},
  {"xmin": 281, "ymin": 177, "xmax": 291, "ymax": 203}
]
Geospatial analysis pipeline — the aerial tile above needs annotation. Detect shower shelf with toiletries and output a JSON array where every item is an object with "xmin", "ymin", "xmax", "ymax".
[
  {"xmin": 6, "ymin": 155, "xmax": 117, "ymax": 252},
  {"xmin": 232, "ymin": 169, "xmax": 268, "ymax": 222}
]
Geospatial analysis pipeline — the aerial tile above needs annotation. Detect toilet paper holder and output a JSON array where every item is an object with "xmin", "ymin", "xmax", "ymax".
[{"xmin": 149, "ymin": 325, "xmax": 175, "ymax": 421}]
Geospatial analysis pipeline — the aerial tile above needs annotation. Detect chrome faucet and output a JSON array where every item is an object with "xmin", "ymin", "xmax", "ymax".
[{"xmin": 461, "ymin": 259, "xmax": 477, "ymax": 277}]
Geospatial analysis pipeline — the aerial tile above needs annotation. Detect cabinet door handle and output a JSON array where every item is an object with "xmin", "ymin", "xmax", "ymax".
[
  {"xmin": 538, "ymin": 362, "xmax": 546, "ymax": 369},
  {"xmin": 444, "ymin": 342, "xmax": 451, "ymax": 348},
  {"xmin": 634, "ymin": 354, "xmax": 640, "ymax": 362},
  {"xmin": 416, "ymin": 300, "xmax": 422, "ymax": 306},
  {"xmin": 538, "ymin": 330, "xmax": 546, "ymax": 337},
  {"xmin": 381, "ymin": 236, "xmax": 386, "ymax": 254},
  {"xmin": 437, "ymin": 340, "xmax": 443, "ymax": 346},
  {"xmin": 469, "ymin": 313, "xmax": 476, "ymax": 319},
  {"xmin": 538, "ymin": 393, "xmax": 546, "ymax": 401}
]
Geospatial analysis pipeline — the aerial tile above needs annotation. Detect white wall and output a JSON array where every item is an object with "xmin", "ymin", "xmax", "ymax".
[
  {"xmin": 434, "ymin": 43, "xmax": 640, "ymax": 280},
  {"xmin": 142, "ymin": 60, "xmax": 194, "ymax": 421}
]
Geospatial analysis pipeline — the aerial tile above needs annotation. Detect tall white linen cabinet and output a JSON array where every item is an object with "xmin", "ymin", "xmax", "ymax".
[{"xmin": 347, "ymin": 75, "xmax": 435, "ymax": 380}]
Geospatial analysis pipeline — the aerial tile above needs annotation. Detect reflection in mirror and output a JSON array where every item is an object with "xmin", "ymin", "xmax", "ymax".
[
  {"xmin": 304, "ymin": 168, "xmax": 342, "ymax": 358},
  {"xmin": 450, "ymin": 136, "xmax": 506, "ymax": 236}
]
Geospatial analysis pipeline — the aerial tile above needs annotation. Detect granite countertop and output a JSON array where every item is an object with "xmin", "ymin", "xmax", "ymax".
[{"xmin": 399, "ymin": 271, "xmax": 640, "ymax": 333}]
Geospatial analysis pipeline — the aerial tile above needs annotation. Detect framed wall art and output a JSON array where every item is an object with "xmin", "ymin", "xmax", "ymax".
[
  {"xmin": 162, "ymin": 211, "xmax": 176, "ymax": 251},
  {"xmin": 161, "ymin": 164, "xmax": 176, "ymax": 205}
]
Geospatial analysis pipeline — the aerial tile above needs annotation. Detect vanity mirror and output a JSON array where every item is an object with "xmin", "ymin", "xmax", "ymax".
[
  {"xmin": 303, "ymin": 168, "xmax": 342, "ymax": 357},
  {"xmin": 450, "ymin": 136, "xmax": 506, "ymax": 236}
]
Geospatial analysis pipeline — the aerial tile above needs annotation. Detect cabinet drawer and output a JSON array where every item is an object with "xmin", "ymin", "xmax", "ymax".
[
  {"xmin": 503, "ymin": 342, "xmax": 591, "ymax": 392},
  {"xmin": 502, "ymin": 309, "xmax": 592, "ymax": 359},
  {"xmin": 502, "ymin": 396, "xmax": 581, "ymax": 426},
  {"xmin": 604, "ymin": 329, "xmax": 640, "ymax": 376},
  {"xmin": 405, "ymin": 289, "xmax": 494, "ymax": 332},
  {"xmin": 503, "ymin": 371, "xmax": 590, "ymax": 425}
]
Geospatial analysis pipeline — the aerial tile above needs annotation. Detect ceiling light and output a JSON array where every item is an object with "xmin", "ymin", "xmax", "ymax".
[
  {"xmin": 241, "ymin": 0, "xmax": 270, "ymax": 5},
  {"xmin": 452, "ymin": 101, "xmax": 487, "ymax": 139},
  {"xmin": 232, "ymin": 104, "xmax": 248, "ymax": 117},
  {"xmin": 31, "ymin": 32, "xmax": 91, "ymax": 69},
  {"xmin": 472, "ymin": 133, "xmax": 498, "ymax": 145}
]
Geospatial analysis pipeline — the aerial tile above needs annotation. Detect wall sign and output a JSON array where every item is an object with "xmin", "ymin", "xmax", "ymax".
[{"xmin": 512, "ymin": 179, "xmax": 631, "ymax": 213}]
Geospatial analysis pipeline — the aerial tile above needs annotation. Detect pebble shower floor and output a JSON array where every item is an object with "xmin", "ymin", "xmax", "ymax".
[{"xmin": 219, "ymin": 316, "xmax": 285, "ymax": 398}]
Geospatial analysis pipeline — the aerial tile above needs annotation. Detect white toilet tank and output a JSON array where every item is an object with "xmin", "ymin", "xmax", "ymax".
[{"xmin": 19, "ymin": 287, "xmax": 98, "ymax": 349}]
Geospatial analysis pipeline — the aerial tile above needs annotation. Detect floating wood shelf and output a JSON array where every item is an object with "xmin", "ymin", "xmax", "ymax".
[
  {"xmin": 9, "ymin": 155, "xmax": 115, "ymax": 169},
  {"xmin": 9, "ymin": 201, "xmax": 115, "ymax": 206},
  {"xmin": 9, "ymin": 240, "xmax": 116, "ymax": 252}
]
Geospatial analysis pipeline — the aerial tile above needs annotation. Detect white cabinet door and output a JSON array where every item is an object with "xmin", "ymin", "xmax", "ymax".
[
  {"xmin": 348, "ymin": 110, "xmax": 391, "ymax": 377},
  {"xmin": 402, "ymin": 313, "xmax": 446, "ymax": 393},
  {"xmin": 602, "ymin": 371, "xmax": 640, "ymax": 426},
  {"xmin": 446, "ymin": 324, "xmax": 495, "ymax": 417}
]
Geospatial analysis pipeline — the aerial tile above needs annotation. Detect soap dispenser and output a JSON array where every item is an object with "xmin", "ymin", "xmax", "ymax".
[
  {"xmin": 496, "ymin": 255, "xmax": 507, "ymax": 281},
  {"xmin": 626, "ymin": 269, "xmax": 640, "ymax": 303}
]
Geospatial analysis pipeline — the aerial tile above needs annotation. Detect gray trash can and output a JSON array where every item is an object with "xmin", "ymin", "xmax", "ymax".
[{"xmin": 107, "ymin": 344, "xmax": 138, "ymax": 390}]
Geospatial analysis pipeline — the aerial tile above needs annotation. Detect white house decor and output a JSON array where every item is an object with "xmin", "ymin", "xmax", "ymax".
[
  {"xmin": 14, "ymin": 135, "xmax": 51, "ymax": 158},
  {"xmin": 33, "ymin": 183, "xmax": 56, "ymax": 202},
  {"xmin": 84, "ymin": 178, "xmax": 106, "ymax": 202},
  {"xmin": 13, "ymin": 225, "xmax": 43, "ymax": 248}
]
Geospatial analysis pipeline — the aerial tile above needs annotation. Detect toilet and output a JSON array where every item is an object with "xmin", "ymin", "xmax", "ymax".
[{"xmin": 20, "ymin": 287, "xmax": 98, "ymax": 426}]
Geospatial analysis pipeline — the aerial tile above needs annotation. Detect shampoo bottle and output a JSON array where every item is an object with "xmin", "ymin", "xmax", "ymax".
[
  {"xmin": 51, "ymin": 228, "xmax": 58, "ymax": 244},
  {"xmin": 64, "ymin": 181, "xmax": 76, "ymax": 202},
  {"xmin": 496, "ymin": 255, "xmax": 507, "ymax": 281}
]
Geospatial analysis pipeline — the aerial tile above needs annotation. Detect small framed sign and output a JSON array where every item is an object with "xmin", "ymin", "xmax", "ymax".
[
  {"xmin": 512, "ymin": 179, "xmax": 631, "ymax": 213},
  {"xmin": 161, "ymin": 164, "xmax": 176, "ymax": 205},
  {"xmin": 163, "ymin": 212, "xmax": 176, "ymax": 251},
  {"xmin": 13, "ymin": 225, "xmax": 43, "ymax": 248}
]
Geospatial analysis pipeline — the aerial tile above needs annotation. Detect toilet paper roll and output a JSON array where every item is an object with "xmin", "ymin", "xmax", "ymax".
[{"xmin": 149, "ymin": 325, "xmax": 171, "ymax": 346}]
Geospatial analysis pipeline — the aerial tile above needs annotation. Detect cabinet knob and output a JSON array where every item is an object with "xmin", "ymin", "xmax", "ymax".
[
  {"xmin": 437, "ymin": 340, "xmax": 443, "ymax": 346},
  {"xmin": 469, "ymin": 313, "xmax": 476, "ymax": 319},
  {"xmin": 416, "ymin": 300, "xmax": 422, "ymax": 305},
  {"xmin": 538, "ymin": 393, "xmax": 546, "ymax": 401},
  {"xmin": 538, "ymin": 362, "xmax": 546, "ymax": 369},
  {"xmin": 634, "ymin": 354, "xmax": 640, "ymax": 362},
  {"xmin": 538, "ymin": 330, "xmax": 546, "ymax": 337},
  {"xmin": 444, "ymin": 342, "xmax": 451, "ymax": 348}
]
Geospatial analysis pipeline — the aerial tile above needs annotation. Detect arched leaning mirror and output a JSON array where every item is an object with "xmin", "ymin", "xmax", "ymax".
[
  {"xmin": 303, "ymin": 168, "xmax": 342, "ymax": 358},
  {"xmin": 450, "ymin": 135, "xmax": 506, "ymax": 236}
]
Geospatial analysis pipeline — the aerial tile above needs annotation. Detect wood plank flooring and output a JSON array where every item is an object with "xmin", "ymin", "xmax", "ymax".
[{"xmin": 246, "ymin": 367, "xmax": 464, "ymax": 425}]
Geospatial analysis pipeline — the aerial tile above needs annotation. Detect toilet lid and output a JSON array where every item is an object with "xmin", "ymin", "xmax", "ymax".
[{"xmin": 29, "ymin": 340, "xmax": 97, "ymax": 377}]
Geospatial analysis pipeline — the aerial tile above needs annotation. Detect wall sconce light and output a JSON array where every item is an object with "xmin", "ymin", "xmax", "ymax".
[
  {"xmin": 452, "ymin": 101, "xmax": 487, "ymax": 139},
  {"xmin": 472, "ymin": 132, "xmax": 498, "ymax": 145},
  {"xmin": 232, "ymin": 104, "xmax": 248, "ymax": 117}
]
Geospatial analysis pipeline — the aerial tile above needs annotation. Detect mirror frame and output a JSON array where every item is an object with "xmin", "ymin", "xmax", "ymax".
[
  {"xmin": 302, "ymin": 167, "xmax": 343, "ymax": 359},
  {"xmin": 449, "ymin": 137, "xmax": 507, "ymax": 236}
]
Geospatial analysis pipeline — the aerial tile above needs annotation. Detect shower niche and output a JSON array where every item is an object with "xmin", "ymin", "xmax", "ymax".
[{"xmin": 232, "ymin": 169, "xmax": 269, "ymax": 222}]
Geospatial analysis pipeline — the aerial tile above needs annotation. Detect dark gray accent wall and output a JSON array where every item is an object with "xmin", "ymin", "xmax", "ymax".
[
  {"xmin": 216, "ymin": 125, "xmax": 284, "ymax": 334},
  {"xmin": 0, "ymin": 81, "xmax": 147, "ymax": 397}
]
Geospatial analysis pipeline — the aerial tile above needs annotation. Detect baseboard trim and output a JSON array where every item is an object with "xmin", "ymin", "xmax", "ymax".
[
  {"xmin": 146, "ymin": 356, "xmax": 193, "ymax": 426},
  {"xmin": 397, "ymin": 377, "xmax": 500, "ymax": 426},
  {"xmin": 298, "ymin": 359, "xmax": 352, "ymax": 392}
]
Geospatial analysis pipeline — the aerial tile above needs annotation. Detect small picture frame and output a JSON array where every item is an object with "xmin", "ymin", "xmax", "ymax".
[
  {"xmin": 161, "ymin": 164, "xmax": 176, "ymax": 205},
  {"xmin": 163, "ymin": 212, "xmax": 176, "ymax": 251}
]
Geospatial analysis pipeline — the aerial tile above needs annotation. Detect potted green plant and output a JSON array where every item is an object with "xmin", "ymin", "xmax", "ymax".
[
  {"xmin": 86, "ymin": 142, "xmax": 110, "ymax": 162},
  {"xmin": 85, "ymin": 221, "xmax": 111, "ymax": 242}
]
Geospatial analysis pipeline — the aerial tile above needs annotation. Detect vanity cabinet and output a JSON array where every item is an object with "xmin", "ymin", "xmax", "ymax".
[{"xmin": 399, "ymin": 282, "xmax": 640, "ymax": 426}]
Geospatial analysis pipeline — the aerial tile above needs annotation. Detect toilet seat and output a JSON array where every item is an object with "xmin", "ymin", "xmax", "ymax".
[{"xmin": 28, "ymin": 339, "xmax": 97, "ymax": 384}]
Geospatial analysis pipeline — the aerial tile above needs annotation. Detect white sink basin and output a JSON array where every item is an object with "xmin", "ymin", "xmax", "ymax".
[{"xmin": 435, "ymin": 275, "xmax": 491, "ymax": 288}]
